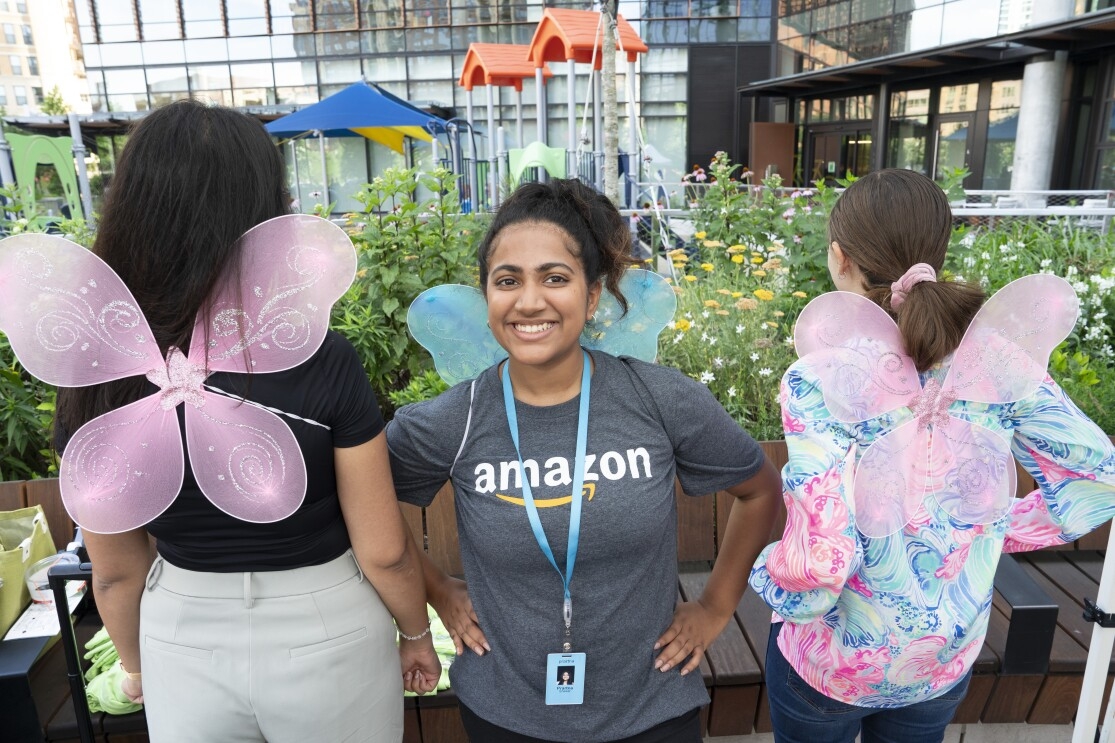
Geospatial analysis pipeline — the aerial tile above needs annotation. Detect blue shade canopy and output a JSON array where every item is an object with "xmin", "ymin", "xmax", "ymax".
[{"xmin": 264, "ymin": 81, "xmax": 446, "ymax": 152}]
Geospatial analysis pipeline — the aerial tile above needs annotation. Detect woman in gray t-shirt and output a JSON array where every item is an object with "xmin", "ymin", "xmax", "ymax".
[{"xmin": 388, "ymin": 178, "xmax": 780, "ymax": 742}]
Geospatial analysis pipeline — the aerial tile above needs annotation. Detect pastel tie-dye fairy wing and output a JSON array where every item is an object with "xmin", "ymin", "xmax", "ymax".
[
  {"xmin": 794, "ymin": 291, "xmax": 920, "ymax": 422},
  {"xmin": 796, "ymin": 276, "xmax": 1079, "ymax": 537},
  {"xmin": 0, "ymin": 233, "xmax": 162, "ymax": 385},
  {"xmin": 408, "ymin": 269, "xmax": 677, "ymax": 386},
  {"xmin": 921, "ymin": 274, "xmax": 1079, "ymax": 528},
  {"xmin": 943, "ymin": 274, "xmax": 1079, "ymax": 404}
]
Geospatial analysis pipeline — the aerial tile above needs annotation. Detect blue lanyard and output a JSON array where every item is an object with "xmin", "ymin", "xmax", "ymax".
[{"xmin": 500, "ymin": 349, "xmax": 591, "ymax": 633}]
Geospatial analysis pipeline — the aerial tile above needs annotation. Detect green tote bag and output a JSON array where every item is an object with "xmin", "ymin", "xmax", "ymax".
[{"xmin": 0, "ymin": 505, "xmax": 56, "ymax": 637}]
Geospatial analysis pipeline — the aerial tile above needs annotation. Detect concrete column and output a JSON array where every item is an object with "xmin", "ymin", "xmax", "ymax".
[
  {"xmin": 535, "ymin": 67, "xmax": 547, "ymax": 146},
  {"xmin": 1009, "ymin": 51, "xmax": 1067, "ymax": 193},
  {"xmin": 496, "ymin": 125, "xmax": 507, "ymax": 207},
  {"xmin": 317, "ymin": 131, "xmax": 328, "ymax": 208}
]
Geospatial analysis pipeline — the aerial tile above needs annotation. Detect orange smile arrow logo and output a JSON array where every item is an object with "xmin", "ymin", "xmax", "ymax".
[{"xmin": 495, "ymin": 483, "xmax": 596, "ymax": 508}]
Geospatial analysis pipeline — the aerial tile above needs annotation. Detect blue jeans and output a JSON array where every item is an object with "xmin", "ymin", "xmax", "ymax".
[{"xmin": 765, "ymin": 622, "xmax": 971, "ymax": 743}]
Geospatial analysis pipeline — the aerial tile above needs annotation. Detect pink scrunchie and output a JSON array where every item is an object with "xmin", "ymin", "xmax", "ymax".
[{"xmin": 890, "ymin": 263, "xmax": 937, "ymax": 308}]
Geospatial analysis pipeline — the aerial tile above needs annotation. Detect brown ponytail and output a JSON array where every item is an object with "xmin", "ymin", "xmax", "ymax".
[{"xmin": 829, "ymin": 169, "xmax": 985, "ymax": 372}]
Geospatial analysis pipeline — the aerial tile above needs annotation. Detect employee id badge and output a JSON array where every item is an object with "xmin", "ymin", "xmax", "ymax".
[{"xmin": 545, "ymin": 652, "xmax": 586, "ymax": 705}]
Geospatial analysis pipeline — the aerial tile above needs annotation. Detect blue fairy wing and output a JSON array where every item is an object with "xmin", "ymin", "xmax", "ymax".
[
  {"xmin": 407, "ymin": 270, "xmax": 677, "ymax": 386},
  {"xmin": 582, "ymin": 269, "xmax": 676, "ymax": 361},
  {"xmin": 407, "ymin": 284, "xmax": 505, "ymax": 386}
]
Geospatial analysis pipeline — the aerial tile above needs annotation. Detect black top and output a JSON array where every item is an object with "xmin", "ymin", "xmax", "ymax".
[{"xmin": 58, "ymin": 331, "xmax": 383, "ymax": 572}]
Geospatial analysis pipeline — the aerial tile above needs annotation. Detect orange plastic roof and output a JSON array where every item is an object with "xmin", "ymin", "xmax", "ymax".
[
  {"xmin": 526, "ymin": 9, "xmax": 648, "ymax": 69},
  {"xmin": 458, "ymin": 44, "xmax": 553, "ymax": 91}
]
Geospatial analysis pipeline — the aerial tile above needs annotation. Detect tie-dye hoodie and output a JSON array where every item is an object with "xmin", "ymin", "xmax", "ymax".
[{"xmin": 750, "ymin": 361, "xmax": 1115, "ymax": 708}]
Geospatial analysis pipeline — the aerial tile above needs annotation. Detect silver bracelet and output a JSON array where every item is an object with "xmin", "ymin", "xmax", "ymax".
[{"xmin": 397, "ymin": 623, "xmax": 431, "ymax": 641}]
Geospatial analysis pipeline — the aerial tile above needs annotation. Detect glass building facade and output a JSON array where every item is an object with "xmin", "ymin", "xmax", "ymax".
[
  {"xmin": 73, "ymin": 0, "xmax": 777, "ymax": 209},
  {"xmin": 751, "ymin": 0, "xmax": 1115, "ymax": 189}
]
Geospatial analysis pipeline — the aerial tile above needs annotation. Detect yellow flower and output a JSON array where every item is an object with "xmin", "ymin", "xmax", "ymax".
[
  {"xmin": 792, "ymin": 291, "xmax": 808, "ymax": 298},
  {"xmin": 727, "ymin": 244, "xmax": 746, "ymax": 253},
  {"xmin": 694, "ymin": 231, "xmax": 707, "ymax": 239},
  {"xmin": 752, "ymin": 269, "xmax": 767, "ymax": 277},
  {"xmin": 704, "ymin": 299, "xmax": 721, "ymax": 308},
  {"xmin": 735, "ymin": 298, "xmax": 759, "ymax": 311},
  {"xmin": 751, "ymin": 256, "xmax": 764, "ymax": 264},
  {"xmin": 675, "ymin": 318, "xmax": 692, "ymax": 331},
  {"xmin": 673, "ymin": 262, "xmax": 686, "ymax": 270},
  {"xmin": 703, "ymin": 240, "xmax": 723, "ymax": 248},
  {"xmin": 356, "ymin": 268, "xmax": 368, "ymax": 278},
  {"xmin": 764, "ymin": 258, "xmax": 783, "ymax": 270},
  {"xmin": 766, "ymin": 321, "xmax": 779, "ymax": 328},
  {"xmin": 753, "ymin": 289, "xmax": 775, "ymax": 301},
  {"xmin": 774, "ymin": 311, "xmax": 785, "ymax": 317},
  {"xmin": 715, "ymin": 309, "xmax": 729, "ymax": 316},
  {"xmin": 643, "ymin": 257, "xmax": 654, "ymax": 264},
  {"xmin": 731, "ymin": 255, "xmax": 744, "ymax": 264},
  {"xmin": 684, "ymin": 275, "xmax": 697, "ymax": 282},
  {"xmin": 731, "ymin": 291, "xmax": 743, "ymax": 298},
  {"xmin": 716, "ymin": 289, "xmax": 733, "ymax": 296},
  {"xmin": 700, "ymin": 262, "xmax": 715, "ymax": 271}
]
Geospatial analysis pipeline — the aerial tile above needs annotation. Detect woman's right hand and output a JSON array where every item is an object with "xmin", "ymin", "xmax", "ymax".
[
  {"xmin": 120, "ymin": 673, "xmax": 144, "ymax": 704},
  {"xmin": 431, "ymin": 577, "xmax": 490, "ymax": 656}
]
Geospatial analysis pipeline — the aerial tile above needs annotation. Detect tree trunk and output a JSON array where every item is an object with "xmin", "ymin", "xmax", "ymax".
[{"xmin": 602, "ymin": 0, "xmax": 619, "ymax": 204}]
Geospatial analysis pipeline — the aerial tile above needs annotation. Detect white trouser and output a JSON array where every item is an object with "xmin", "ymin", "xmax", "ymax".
[{"xmin": 139, "ymin": 550, "xmax": 403, "ymax": 743}]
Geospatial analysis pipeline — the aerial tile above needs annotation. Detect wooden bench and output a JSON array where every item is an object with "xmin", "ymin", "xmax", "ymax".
[{"xmin": 11, "ymin": 436, "xmax": 1113, "ymax": 741}]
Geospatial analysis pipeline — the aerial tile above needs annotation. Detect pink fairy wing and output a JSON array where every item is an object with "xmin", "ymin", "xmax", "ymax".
[
  {"xmin": 944, "ymin": 274, "xmax": 1079, "ymax": 404},
  {"xmin": 853, "ymin": 419, "xmax": 929, "ymax": 538},
  {"xmin": 185, "ymin": 390, "xmax": 306, "ymax": 523},
  {"xmin": 59, "ymin": 395, "xmax": 184, "ymax": 534},
  {"xmin": 928, "ymin": 417, "xmax": 1015, "ymax": 526},
  {"xmin": 191, "ymin": 214, "xmax": 357, "ymax": 373},
  {"xmin": 794, "ymin": 291, "xmax": 920, "ymax": 422},
  {"xmin": 0, "ymin": 233, "xmax": 161, "ymax": 386}
]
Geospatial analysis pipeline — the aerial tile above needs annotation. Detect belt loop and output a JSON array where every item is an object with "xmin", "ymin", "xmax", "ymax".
[
  {"xmin": 350, "ymin": 550, "xmax": 365, "ymax": 583},
  {"xmin": 145, "ymin": 558, "xmax": 164, "ymax": 591},
  {"xmin": 243, "ymin": 572, "xmax": 254, "ymax": 609}
]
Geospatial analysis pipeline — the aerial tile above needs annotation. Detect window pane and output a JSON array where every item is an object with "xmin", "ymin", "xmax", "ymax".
[
  {"xmin": 185, "ymin": 38, "xmax": 228, "ymax": 62},
  {"xmin": 274, "ymin": 60, "xmax": 317, "ymax": 86},
  {"xmin": 21, "ymin": 24, "xmax": 32, "ymax": 44},
  {"xmin": 138, "ymin": 0, "xmax": 176, "ymax": 23},
  {"xmin": 142, "ymin": 23, "xmax": 180, "ymax": 40},
  {"xmin": 361, "ymin": 29, "xmax": 406, "ymax": 54},
  {"xmin": 407, "ymin": 54, "xmax": 452, "ymax": 80},
  {"xmin": 271, "ymin": 0, "xmax": 313, "ymax": 34},
  {"xmin": 233, "ymin": 88, "xmax": 276, "ymax": 106},
  {"xmin": 982, "ymin": 108, "xmax": 1018, "ymax": 190},
  {"xmin": 990, "ymin": 80, "xmax": 1022, "ymax": 110},
  {"xmin": 104, "ymin": 68, "xmax": 147, "ymax": 93},
  {"xmin": 318, "ymin": 58, "xmax": 361, "ymax": 84},
  {"xmin": 409, "ymin": 0, "xmax": 450, "ymax": 27},
  {"xmin": 8, "ymin": 55, "xmax": 21, "ymax": 75},
  {"xmin": 315, "ymin": 0, "xmax": 357, "ymax": 30},
  {"xmin": 940, "ymin": 0, "xmax": 999, "ymax": 46},
  {"xmin": 227, "ymin": 35, "xmax": 272, "ymax": 60},
  {"xmin": 143, "ymin": 40, "xmax": 185, "ymax": 64},
  {"xmin": 95, "ymin": 1, "xmax": 135, "ymax": 27},
  {"xmin": 100, "ymin": 42, "xmax": 143, "ymax": 66},
  {"xmin": 146, "ymin": 66, "xmax": 188, "ymax": 93},
  {"xmin": 231, "ymin": 62, "xmax": 274, "ymax": 88},
  {"xmin": 1097, "ymin": 148, "xmax": 1115, "ymax": 190},
  {"xmin": 318, "ymin": 31, "xmax": 360, "ymax": 55},
  {"xmin": 886, "ymin": 116, "xmax": 928, "ymax": 174},
  {"xmin": 27, "ymin": 55, "xmax": 36, "ymax": 75},
  {"xmin": 276, "ymin": 85, "xmax": 318, "ymax": 104},
  {"xmin": 363, "ymin": 55, "xmax": 406, "ymax": 82},
  {"xmin": 227, "ymin": 0, "xmax": 266, "ymax": 18},
  {"xmin": 229, "ymin": 18, "xmax": 268, "ymax": 35},
  {"xmin": 642, "ymin": 73, "xmax": 686, "ymax": 100},
  {"xmin": 901, "ymin": 4, "xmax": 943, "ymax": 53},
  {"xmin": 189, "ymin": 64, "xmax": 231, "ymax": 89},
  {"xmin": 890, "ymin": 88, "xmax": 929, "ymax": 117},
  {"xmin": 938, "ymin": 83, "xmax": 978, "ymax": 114}
]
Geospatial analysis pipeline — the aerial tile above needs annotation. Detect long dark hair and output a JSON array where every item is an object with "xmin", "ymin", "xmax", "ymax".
[
  {"xmin": 828, "ymin": 169, "xmax": 984, "ymax": 372},
  {"xmin": 477, "ymin": 179, "xmax": 636, "ymax": 314},
  {"xmin": 56, "ymin": 100, "xmax": 289, "ymax": 436}
]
